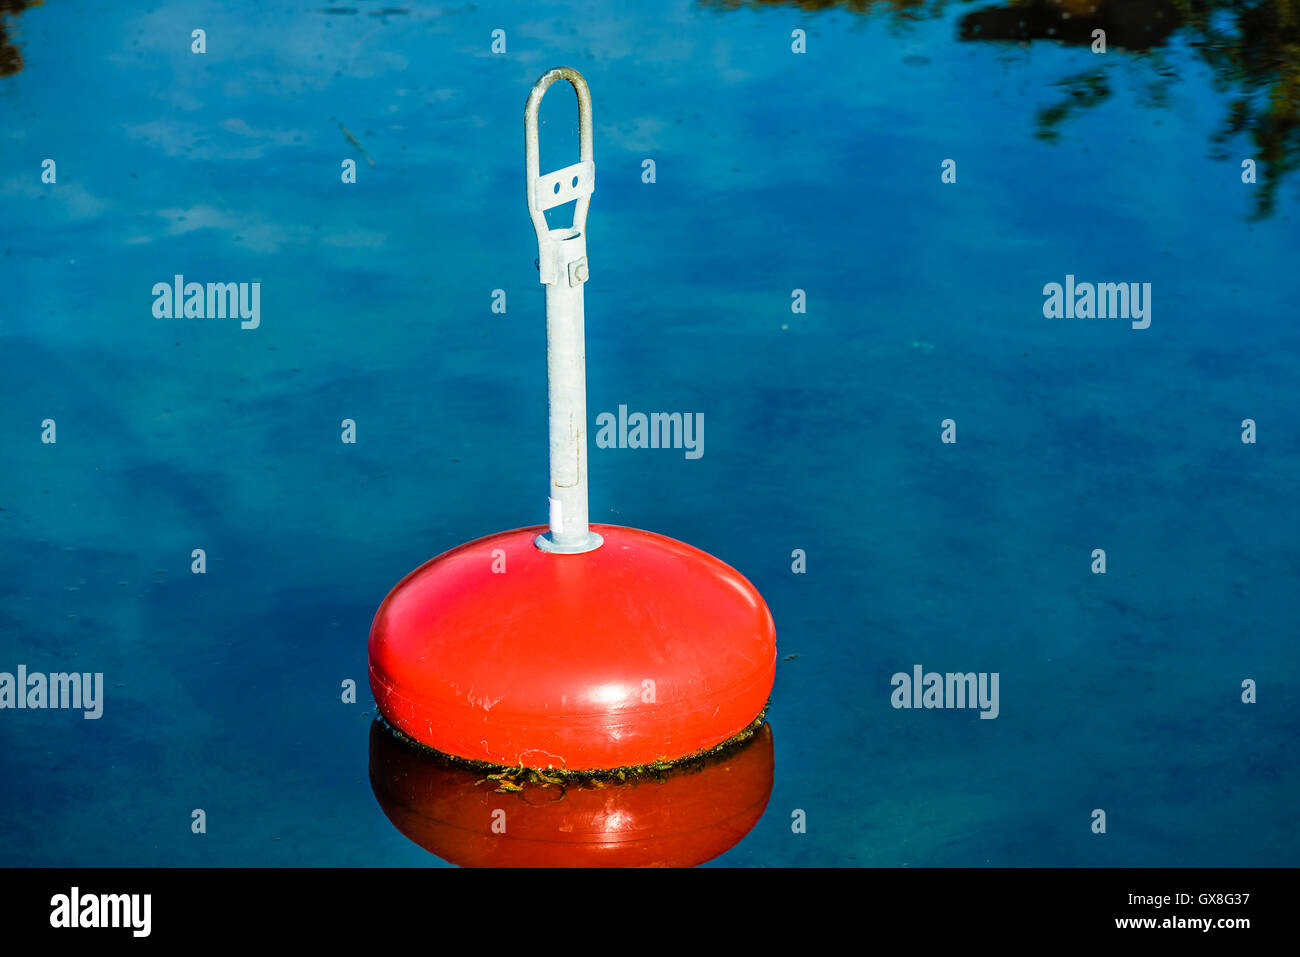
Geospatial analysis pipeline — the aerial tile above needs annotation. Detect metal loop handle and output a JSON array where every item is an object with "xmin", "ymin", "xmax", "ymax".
[{"xmin": 525, "ymin": 66, "xmax": 594, "ymax": 242}]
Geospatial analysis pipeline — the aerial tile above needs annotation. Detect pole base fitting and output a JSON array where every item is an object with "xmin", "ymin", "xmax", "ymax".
[{"xmin": 534, "ymin": 529, "xmax": 604, "ymax": 554}]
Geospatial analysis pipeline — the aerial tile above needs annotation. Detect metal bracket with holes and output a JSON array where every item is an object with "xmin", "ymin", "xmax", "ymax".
[{"xmin": 525, "ymin": 66, "xmax": 594, "ymax": 287}]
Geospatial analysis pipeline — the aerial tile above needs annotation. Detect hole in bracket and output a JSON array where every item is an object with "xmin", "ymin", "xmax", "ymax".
[{"xmin": 543, "ymin": 200, "xmax": 579, "ymax": 230}]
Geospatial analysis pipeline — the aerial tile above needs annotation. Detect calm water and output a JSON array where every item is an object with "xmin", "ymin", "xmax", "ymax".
[{"xmin": 2, "ymin": 0, "xmax": 1298, "ymax": 866}]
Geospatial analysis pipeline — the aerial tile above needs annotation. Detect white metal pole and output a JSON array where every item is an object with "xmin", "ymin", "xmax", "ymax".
[{"xmin": 526, "ymin": 67, "xmax": 603, "ymax": 554}]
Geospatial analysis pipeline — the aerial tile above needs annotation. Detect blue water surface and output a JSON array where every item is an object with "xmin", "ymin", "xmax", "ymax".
[{"xmin": 2, "ymin": 0, "xmax": 1297, "ymax": 866}]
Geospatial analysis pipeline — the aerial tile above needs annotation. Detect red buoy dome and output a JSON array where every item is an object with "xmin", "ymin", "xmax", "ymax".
[{"xmin": 369, "ymin": 524, "xmax": 776, "ymax": 770}]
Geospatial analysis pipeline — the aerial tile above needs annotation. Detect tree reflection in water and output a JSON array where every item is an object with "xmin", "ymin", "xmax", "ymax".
[
  {"xmin": 704, "ymin": 0, "xmax": 1300, "ymax": 218},
  {"xmin": 0, "ymin": 1, "xmax": 39, "ymax": 78}
]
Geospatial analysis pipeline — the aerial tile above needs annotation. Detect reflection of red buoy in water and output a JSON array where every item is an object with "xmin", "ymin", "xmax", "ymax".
[
  {"xmin": 368, "ymin": 719, "xmax": 775, "ymax": 867},
  {"xmin": 368, "ymin": 66, "xmax": 776, "ymax": 770}
]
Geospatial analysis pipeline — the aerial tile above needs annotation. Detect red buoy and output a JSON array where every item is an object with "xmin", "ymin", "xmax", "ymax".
[
  {"xmin": 370, "ymin": 524, "xmax": 775, "ymax": 769},
  {"xmin": 368, "ymin": 67, "xmax": 776, "ymax": 770}
]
